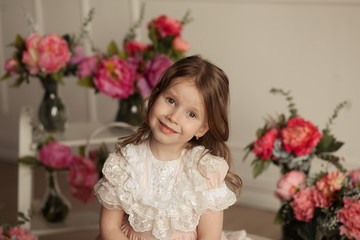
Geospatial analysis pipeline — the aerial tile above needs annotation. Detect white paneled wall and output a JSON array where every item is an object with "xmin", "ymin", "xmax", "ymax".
[{"xmin": 1, "ymin": 0, "xmax": 360, "ymax": 211}]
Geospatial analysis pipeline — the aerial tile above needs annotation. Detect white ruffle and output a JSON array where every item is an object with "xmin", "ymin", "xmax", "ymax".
[{"xmin": 94, "ymin": 143, "xmax": 236, "ymax": 240}]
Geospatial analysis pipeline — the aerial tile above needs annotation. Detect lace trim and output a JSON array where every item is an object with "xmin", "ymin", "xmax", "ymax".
[{"xmin": 94, "ymin": 144, "xmax": 236, "ymax": 240}]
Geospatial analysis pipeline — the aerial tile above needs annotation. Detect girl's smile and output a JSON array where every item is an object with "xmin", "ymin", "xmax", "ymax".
[{"xmin": 159, "ymin": 120, "xmax": 178, "ymax": 134}]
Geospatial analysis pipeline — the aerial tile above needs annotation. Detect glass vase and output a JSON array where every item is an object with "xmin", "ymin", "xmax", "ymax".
[
  {"xmin": 38, "ymin": 76, "xmax": 67, "ymax": 133},
  {"xmin": 41, "ymin": 170, "xmax": 71, "ymax": 223},
  {"xmin": 115, "ymin": 92, "xmax": 143, "ymax": 126}
]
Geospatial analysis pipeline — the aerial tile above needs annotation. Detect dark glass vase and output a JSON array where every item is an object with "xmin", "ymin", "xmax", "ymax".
[
  {"xmin": 115, "ymin": 92, "xmax": 143, "ymax": 126},
  {"xmin": 38, "ymin": 76, "xmax": 67, "ymax": 133},
  {"xmin": 41, "ymin": 170, "xmax": 71, "ymax": 223}
]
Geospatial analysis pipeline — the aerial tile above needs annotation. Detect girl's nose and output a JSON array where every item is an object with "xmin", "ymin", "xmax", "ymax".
[{"xmin": 166, "ymin": 110, "xmax": 179, "ymax": 124}]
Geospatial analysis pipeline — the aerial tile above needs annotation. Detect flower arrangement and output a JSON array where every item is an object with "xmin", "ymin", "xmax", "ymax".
[
  {"xmin": 76, "ymin": 5, "xmax": 192, "ymax": 125},
  {"xmin": 1, "ymin": 9, "xmax": 95, "ymax": 132},
  {"xmin": 0, "ymin": 205, "xmax": 36, "ymax": 240},
  {"xmin": 244, "ymin": 88, "xmax": 360, "ymax": 239},
  {"xmin": 21, "ymin": 137, "xmax": 99, "ymax": 203}
]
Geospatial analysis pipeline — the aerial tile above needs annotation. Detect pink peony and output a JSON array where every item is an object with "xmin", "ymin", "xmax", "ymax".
[
  {"xmin": 281, "ymin": 117, "xmax": 322, "ymax": 156},
  {"xmin": 291, "ymin": 187, "xmax": 316, "ymax": 222},
  {"xmin": 38, "ymin": 141, "xmax": 73, "ymax": 169},
  {"xmin": 125, "ymin": 41, "xmax": 145, "ymax": 56},
  {"xmin": 137, "ymin": 54, "xmax": 173, "ymax": 98},
  {"xmin": 77, "ymin": 55, "xmax": 99, "ymax": 78},
  {"xmin": 252, "ymin": 128, "xmax": 279, "ymax": 160},
  {"xmin": 148, "ymin": 15, "xmax": 182, "ymax": 38},
  {"xmin": 312, "ymin": 188, "xmax": 331, "ymax": 208},
  {"xmin": 37, "ymin": 33, "xmax": 71, "ymax": 73},
  {"xmin": 70, "ymin": 46, "xmax": 85, "ymax": 65},
  {"xmin": 22, "ymin": 33, "xmax": 41, "ymax": 75},
  {"xmin": 4, "ymin": 58, "xmax": 18, "ymax": 75},
  {"xmin": 337, "ymin": 198, "xmax": 360, "ymax": 240},
  {"xmin": 275, "ymin": 170, "xmax": 306, "ymax": 201},
  {"xmin": 316, "ymin": 171, "xmax": 346, "ymax": 197},
  {"xmin": 6, "ymin": 226, "xmax": 37, "ymax": 240},
  {"xmin": 349, "ymin": 168, "xmax": 360, "ymax": 188},
  {"xmin": 68, "ymin": 155, "xmax": 99, "ymax": 203},
  {"xmin": 93, "ymin": 56, "xmax": 135, "ymax": 98},
  {"xmin": 172, "ymin": 36, "xmax": 190, "ymax": 52}
]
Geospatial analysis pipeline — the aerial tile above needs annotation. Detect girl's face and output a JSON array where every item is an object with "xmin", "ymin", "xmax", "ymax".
[{"xmin": 149, "ymin": 77, "xmax": 209, "ymax": 151}]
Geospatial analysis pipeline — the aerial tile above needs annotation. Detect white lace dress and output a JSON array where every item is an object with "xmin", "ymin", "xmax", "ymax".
[{"xmin": 94, "ymin": 141, "xmax": 251, "ymax": 240}]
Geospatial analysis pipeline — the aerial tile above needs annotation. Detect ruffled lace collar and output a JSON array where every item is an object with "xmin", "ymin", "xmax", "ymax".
[{"xmin": 98, "ymin": 142, "xmax": 236, "ymax": 240}]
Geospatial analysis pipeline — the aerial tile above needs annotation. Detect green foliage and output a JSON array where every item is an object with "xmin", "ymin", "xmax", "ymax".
[
  {"xmin": 251, "ymin": 158, "xmax": 271, "ymax": 178},
  {"xmin": 18, "ymin": 156, "xmax": 42, "ymax": 168},
  {"xmin": 107, "ymin": 40, "xmax": 120, "ymax": 57},
  {"xmin": 77, "ymin": 77, "xmax": 96, "ymax": 88},
  {"xmin": 323, "ymin": 101, "xmax": 347, "ymax": 136},
  {"xmin": 316, "ymin": 134, "xmax": 344, "ymax": 153},
  {"xmin": 270, "ymin": 88, "xmax": 298, "ymax": 118}
]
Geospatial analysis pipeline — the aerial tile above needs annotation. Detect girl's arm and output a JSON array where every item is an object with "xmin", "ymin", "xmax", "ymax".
[
  {"xmin": 99, "ymin": 206, "xmax": 129, "ymax": 240},
  {"xmin": 197, "ymin": 210, "xmax": 224, "ymax": 240}
]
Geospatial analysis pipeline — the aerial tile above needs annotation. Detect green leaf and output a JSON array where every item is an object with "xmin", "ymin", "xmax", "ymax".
[
  {"xmin": 50, "ymin": 72, "xmax": 64, "ymax": 84},
  {"xmin": 15, "ymin": 34, "xmax": 25, "ymax": 51},
  {"xmin": 18, "ymin": 156, "xmax": 42, "ymax": 168},
  {"xmin": 252, "ymin": 159, "xmax": 271, "ymax": 178},
  {"xmin": 1, "ymin": 72, "xmax": 10, "ymax": 81},
  {"xmin": 316, "ymin": 134, "xmax": 344, "ymax": 153},
  {"xmin": 274, "ymin": 210, "xmax": 285, "ymax": 225},
  {"xmin": 79, "ymin": 145, "xmax": 85, "ymax": 157},
  {"xmin": 77, "ymin": 77, "xmax": 95, "ymax": 88},
  {"xmin": 107, "ymin": 41, "xmax": 119, "ymax": 57}
]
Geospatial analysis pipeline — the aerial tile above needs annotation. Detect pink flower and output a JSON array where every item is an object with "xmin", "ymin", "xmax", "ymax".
[
  {"xmin": 125, "ymin": 41, "xmax": 145, "ymax": 56},
  {"xmin": 312, "ymin": 189, "xmax": 331, "ymax": 208},
  {"xmin": 349, "ymin": 168, "xmax": 360, "ymax": 188},
  {"xmin": 291, "ymin": 187, "xmax": 316, "ymax": 222},
  {"xmin": 172, "ymin": 36, "xmax": 190, "ymax": 52},
  {"xmin": 6, "ymin": 226, "xmax": 37, "ymax": 240},
  {"xmin": 252, "ymin": 128, "xmax": 279, "ymax": 160},
  {"xmin": 70, "ymin": 46, "xmax": 85, "ymax": 65},
  {"xmin": 316, "ymin": 171, "xmax": 346, "ymax": 197},
  {"xmin": 281, "ymin": 117, "xmax": 322, "ymax": 156},
  {"xmin": 22, "ymin": 33, "xmax": 41, "ymax": 75},
  {"xmin": 37, "ymin": 33, "xmax": 71, "ymax": 73},
  {"xmin": 77, "ymin": 55, "xmax": 99, "ymax": 78},
  {"xmin": 93, "ymin": 56, "xmax": 135, "ymax": 98},
  {"xmin": 148, "ymin": 15, "xmax": 182, "ymax": 38},
  {"xmin": 68, "ymin": 155, "xmax": 99, "ymax": 203},
  {"xmin": 337, "ymin": 198, "xmax": 360, "ymax": 240},
  {"xmin": 4, "ymin": 58, "xmax": 18, "ymax": 75},
  {"xmin": 275, "ymin": 170, "xmax": 306, "ymax": 201},
  {"xmin": 0, "ymin": 226, "xmax": 4, "ymax": 240},
  {"xmin": 137, "ymin": 54, "xmax": 173, "ymax": 98},
  {"xmin": 38, "ymin": 141, "xmax": 73, "ymax": 169}
]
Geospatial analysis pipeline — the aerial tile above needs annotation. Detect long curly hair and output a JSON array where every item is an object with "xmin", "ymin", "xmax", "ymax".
[{"xmin": 116, "ymin": 55, "xmax": 242, "ymax": 197}]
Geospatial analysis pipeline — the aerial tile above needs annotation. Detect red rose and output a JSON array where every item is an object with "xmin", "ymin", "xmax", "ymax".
[
  {"xmin": 252, "ymin": 128, "xmax": 279, "ymax": 160},
  {"xmin": 281, "ymin": 117, "xmax": 322, "ymax": 156},
  {"xmin": 148, "ymin": 15, "xmax": 182, "ymax": 38}
]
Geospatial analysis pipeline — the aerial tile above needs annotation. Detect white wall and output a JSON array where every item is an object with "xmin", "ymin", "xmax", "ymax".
[{"xmin": 1, "ymin": 0, "xmax": 360, "ymax": 211}]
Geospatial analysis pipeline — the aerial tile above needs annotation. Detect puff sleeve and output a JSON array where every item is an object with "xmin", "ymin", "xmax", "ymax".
[{"xmin": 93, "ymin": 153, "xmax": 125, "ymax": 210}]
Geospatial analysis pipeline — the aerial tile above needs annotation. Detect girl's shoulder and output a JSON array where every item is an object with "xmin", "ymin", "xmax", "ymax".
[{"xmin": 185, "ymin": 146, "xmax": 229, "ymax": 185}]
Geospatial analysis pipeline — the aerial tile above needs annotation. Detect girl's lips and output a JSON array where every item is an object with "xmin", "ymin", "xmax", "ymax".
[{"xmin": 159, "ymin": 121, "xmax": 177, "ymax": 134}]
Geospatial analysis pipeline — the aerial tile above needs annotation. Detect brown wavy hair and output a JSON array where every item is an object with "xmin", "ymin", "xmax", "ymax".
[{"xmin": 116, "ymin": 55, "xmax": 242, "ymax": 197}]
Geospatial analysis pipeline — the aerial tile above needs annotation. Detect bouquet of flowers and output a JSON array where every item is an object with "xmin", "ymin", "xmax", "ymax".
[
  {"xmin": 1, "ymin": 9, "xmax": 95, "ymax": 132},
  {"xmin": 19, "ymin": 136, "xmax": 99, "ymax": 222},
  {"xmin": 1, "ymin": 9, "xmax": 95, "ymax": 85},
  {"xmin": 76, "ymin": 5, "xmax": 192, "ymax": 125},
  {"xmin": 244, "ymin": 88, "xmax": 360, "ymax": 239},
  {"xmin": 0, "ymin": 205, "xmax": 36, "ymax": 240}
]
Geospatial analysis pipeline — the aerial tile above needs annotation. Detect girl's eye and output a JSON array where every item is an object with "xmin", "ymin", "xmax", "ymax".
[
  {"xmin": 166, "ymin": 97, "xmax": 175, "ymax": 105},
  {"xmin": 188, "ymin": 112, "xmax": 197, "ymax": 118}
]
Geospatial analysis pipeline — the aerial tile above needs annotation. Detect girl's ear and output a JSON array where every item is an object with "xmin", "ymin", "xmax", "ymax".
[{"xmin": 196, "ymin": 124, "xmax": 209, "ymax": 138}]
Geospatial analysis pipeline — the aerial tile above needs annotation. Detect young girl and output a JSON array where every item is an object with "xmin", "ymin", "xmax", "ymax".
[{"xmin": 94, "ymin": 55, "xmax": 248, "ymax": 240}]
